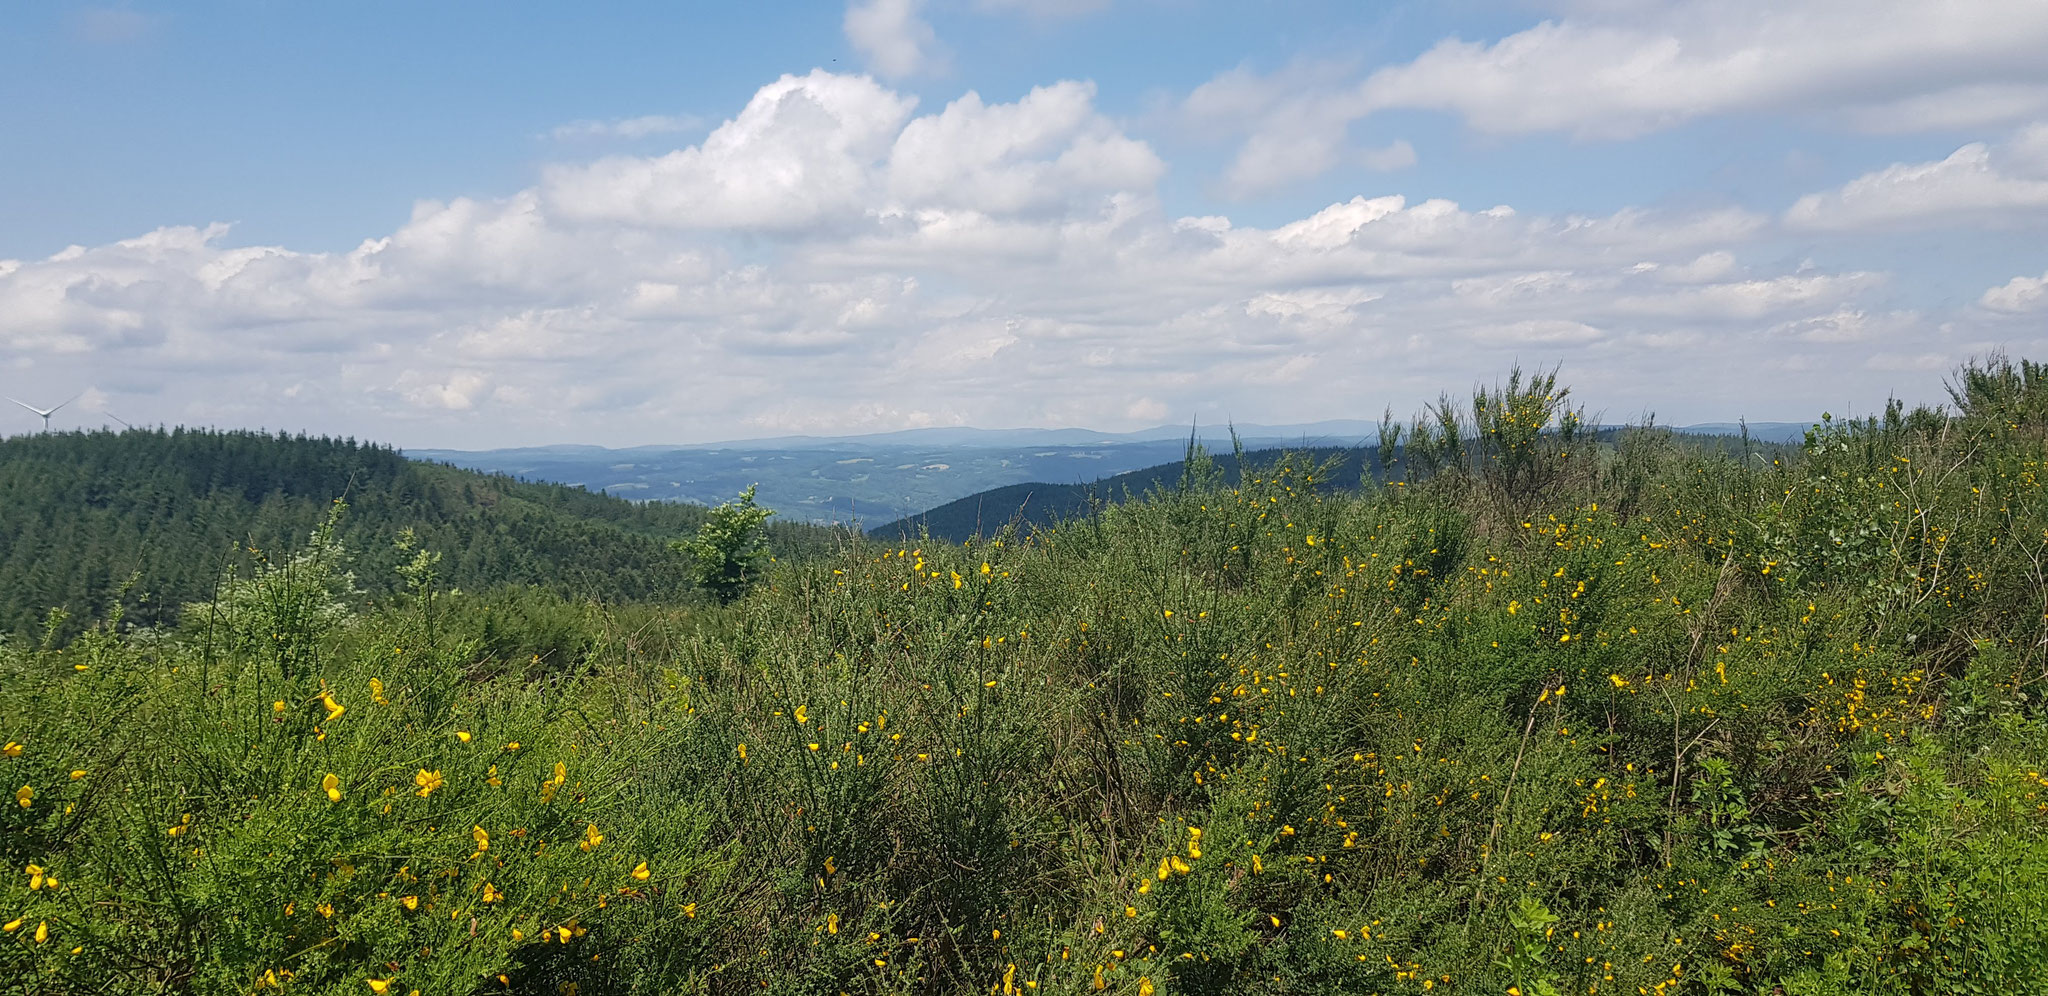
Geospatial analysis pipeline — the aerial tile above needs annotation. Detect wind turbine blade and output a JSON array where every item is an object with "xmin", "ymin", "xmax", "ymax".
[
  {"xmin": 7, "ymin": 398, "xmax": 42, "ymax": 416},
  {"xmin": 47, "ymin": 394, "xmax": 79, "ymax": 416}
]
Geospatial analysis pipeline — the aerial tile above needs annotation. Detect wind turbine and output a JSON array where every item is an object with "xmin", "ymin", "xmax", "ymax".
[
  {"xmin": 9, "ymin": 394, "xmax": 79, "ymax": 433},
  {"xmin": 102, "ymin": 410, "xmax": 134, "ymax": 430}
]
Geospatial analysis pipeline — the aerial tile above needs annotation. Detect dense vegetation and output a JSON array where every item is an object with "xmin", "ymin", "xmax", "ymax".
[
  {"xmin": 870, "ymin": 446, "xmax": 1381, "ymax": 543},
  {"xmin": 873, "ymin": 430, "xmax": 1784, "ymax": 544},
  {"xmin": 0, "ymin": 428, "xmax": 843, "ymax": 640},
  {"xmin": 4, "ymin": 360, "xmax": 2046, "ymax": 995}
]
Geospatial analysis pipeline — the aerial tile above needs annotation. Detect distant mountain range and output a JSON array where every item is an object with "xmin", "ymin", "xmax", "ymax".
[{"xmin": 409, "ymin": 420, "xmax": 1811, "ymax": 527}]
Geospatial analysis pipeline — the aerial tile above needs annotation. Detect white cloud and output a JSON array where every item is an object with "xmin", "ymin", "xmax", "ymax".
[
  {"xmin": 1785, "ymin": 127, "xmax": 2048, "ymax": 230},
  {"xmin": 1768, "ymin": 307, "xmax": 1921, "ymax": 344},
  {"xmin": 1840, "ymin": 85, "xmax": 2048, "ymax": 134},
  {"xmin": 1186, "ymin": 1, "xmax": 2048, "ymax": 191},
  {"xmin": 887, "ymin": 81, "xmax": 1163, "ymax": 215},
  {"xmin": 0, "ymin": 70, "xmax": 1985, "ymax": 445},
  {"xmin": 1356, "ymin": 1, "xmax": 2048, "ymax": 138},
  {"xmin": 542, "ymin": 71, "xmax": 917, "ymax": 230},
  {"xmin": 548, "ymin": 115, "xmax": 701, "ymax": 142},
  {"xmin": 1183, "ymin": 61, "xmax": 1379, "ymax": 196},
  {"xmin": 845, "ymin": 0, "xmax": 945, "ymax": 78},
  {"xmin": 1981, "ymin": 270, "xmax": 2048, "ymax": 313}
]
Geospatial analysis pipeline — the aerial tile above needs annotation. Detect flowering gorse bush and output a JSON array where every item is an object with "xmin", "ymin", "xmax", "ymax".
[{"xmin": 5, "ymin": 358, "xmax": 2047, "ymax": 995}]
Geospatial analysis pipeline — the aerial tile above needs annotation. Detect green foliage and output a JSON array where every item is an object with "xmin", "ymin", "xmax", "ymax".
[
  {"xmin": 0, "ymin": 427, "xmax": 846, "ymax": 641},
  {"xmin": 4, "ymin": 358, "xmax": 2048, "ymax": 994},
  {"xmin": 674, "ymin": 485, "xmax": 775, "ymax": 605},
  {"xmin": 1395, "ymin": 363, "xmax": 1591, "ymax": 515},
  {"xmin": 0, "ymin": 536, "xmax": 722, "ymax": 995}
]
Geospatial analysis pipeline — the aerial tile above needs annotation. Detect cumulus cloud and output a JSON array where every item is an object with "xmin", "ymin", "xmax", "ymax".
[
  {"xmin": 1183, "ymin": 61, "xmax": 1388, "ymax": 197},
  {"xmin": 1186, "ymin": 1, "xmax": 2048, "ymax": 190},
  {"xmin": 1785, "ymin": 126, "xmax": 2048, "ymax": 230},
  {"xmin": 1357, "ymin": 1, "xmax": 2048, "ymax": 138},
  {"xmin": 0, "ymin": 70, "xmax": 1983, "ymax": 445},
  {"xmin": 845, "ymin": 0, "xmax": 945, "ymax": 78},
  {"xmin": 543, "ymin": 71, "xmax": 917, "ymax": 231},
  {"xmin": 1840, "ymin": 85, "xmax": 2048, "ymax": 134},
  {"xmin": 1981, "ymin": 270, "xmax": 2048, "ymax": 313},
  {"xmin": 887, "ymin": 81, "xmax": 1164, "ymax": 215}
]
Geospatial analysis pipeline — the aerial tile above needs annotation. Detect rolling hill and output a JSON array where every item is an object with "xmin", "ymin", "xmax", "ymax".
[
  {"xmin": 870, "ymin": 446, "xmax": 1384, "ymax": 542},
  {"xmin": 413, "ymin": 420, "xmax": 1811, "ymax": 527},
  {"xmin": 868, "ymin": 423, "xmax": 1799, "ymax": 543},
  {"xmin": 0, "ymin": 427, "xmax": 845, "ymax": 640}
]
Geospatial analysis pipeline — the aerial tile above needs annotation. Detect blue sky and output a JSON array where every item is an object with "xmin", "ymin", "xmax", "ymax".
[{"xmin": 4, "ymin": 1, "xmax": 2048, "ymax": 446}]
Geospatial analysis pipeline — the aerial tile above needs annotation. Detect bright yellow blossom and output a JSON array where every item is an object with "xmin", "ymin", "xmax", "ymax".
[
  {"xmin": 414, "ymin": 769, "xmax": 444, "ymax": 797},
  {"xmin": 323, "ymin": 773, "xmax": 341, "ymax": 802}
]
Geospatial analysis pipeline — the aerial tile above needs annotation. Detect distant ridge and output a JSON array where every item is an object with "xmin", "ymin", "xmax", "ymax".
[
  {"xmin": 869, "ymin": 422, "xmax": 1805, "ymax": 543},
  {"xmin": 416, "ymin": 418, "xmax": 1809, "ymax": 456},
  {"xmin": 410, "ymin": 419, "xmax": 1816, "ymax": 527},
  {"xmin": 870, "ymin": 446, "xmax": 1381, "ymax": 544}
]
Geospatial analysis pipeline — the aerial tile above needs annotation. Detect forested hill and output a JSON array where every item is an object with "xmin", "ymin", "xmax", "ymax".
[
  {"xmin": 871, "ymin": 446, "xmax": 1382, "ymax": 542},
  {"xmin": 0, "ymin": 428, "xmax": 843, "ymax": 639},
  {"xmin": 872, "ymin": 428, "xmax": 1788, "ymax": 543}
]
